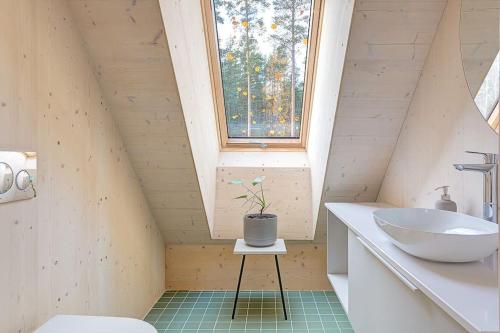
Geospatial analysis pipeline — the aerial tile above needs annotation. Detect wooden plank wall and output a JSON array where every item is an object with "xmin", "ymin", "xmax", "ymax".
[
  {"xmin": 316, "ymin": 0, "xmax": 447, "ymax": 241},
  {"xmin": 165, "ymin": 243, "xmax": 331, "ymax": 291},
  {"xmin": 0, "ymin": 1, "xmax": 165, "ymax": 332},
  {"xmin": 68, "ymin": 0, "xmax": 213, "ymax": 244},
  {"xmin": 378, "ymin": 0, "xmax": 498, "ymax": 215},
  {"xmin": 214, "ymin": 167, "xmax": 314, "ymax": 240}
]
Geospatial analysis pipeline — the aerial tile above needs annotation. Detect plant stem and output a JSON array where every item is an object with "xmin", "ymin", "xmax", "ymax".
[
  {"xmin": 242, "ymin": 184, "xmax": 265, "ymax": 208},
  {"xmin": 260, "ymin": 183, "xmax": 266, "ymax": 215}
]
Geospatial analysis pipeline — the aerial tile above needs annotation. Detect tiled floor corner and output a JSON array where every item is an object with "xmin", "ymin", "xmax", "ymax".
[{"xmin": 145, "ymin": 290, "xmax": 353, "ymax": 333}]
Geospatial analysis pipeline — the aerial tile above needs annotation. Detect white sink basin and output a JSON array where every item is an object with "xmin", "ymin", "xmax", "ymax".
[{"xmin": 373, "ymin": 208, "xmax": 498, "ymax": 262}]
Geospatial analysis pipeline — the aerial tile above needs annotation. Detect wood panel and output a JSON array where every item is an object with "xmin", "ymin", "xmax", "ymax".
[
  {"xmin": 158, "ymin": 0, "xmax": 220, "ymax": 236},
  {"xmin": 460, "ymin": 0, "xmax": 500, "ymax": 95},
  {"xmin": 214, "ymin": 167, "xmax": 314, "ymax": 240},
  {"xmin": 165, "ymin": 243, "xmax": 331, "ymax": 290},
  {"xmin": 307, "ymin": 0, "xmax": 355, "ymax": 238},
  {"xmin": 0, "ymin": 1, "xmax": 165, "ymax": 332},
  {"xmin": 316, "ymin": 0, "xmax": 447, "ymax": 241},
  {"xmin": 68, "ymin": 0, "xmax": 213, "ymax": 244},
  {"xmin": 378, "ymin": 0, "xmax": 498, "ymax": 216}
]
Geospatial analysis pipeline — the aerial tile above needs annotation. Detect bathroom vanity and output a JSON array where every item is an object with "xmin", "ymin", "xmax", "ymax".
[{"xmin": 326, "ymin": 203, "xmax": 499, "ymax": 333}]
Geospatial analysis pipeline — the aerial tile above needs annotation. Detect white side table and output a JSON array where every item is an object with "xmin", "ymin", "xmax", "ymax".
[{"xmin": 232, "ymin": 239, "xmax": 288, "ymax": 320}]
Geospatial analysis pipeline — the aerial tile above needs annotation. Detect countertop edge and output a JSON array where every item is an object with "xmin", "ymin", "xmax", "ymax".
[{"xmin": 325, "ymin": 202, "xmax": 499, "ymax": 333}]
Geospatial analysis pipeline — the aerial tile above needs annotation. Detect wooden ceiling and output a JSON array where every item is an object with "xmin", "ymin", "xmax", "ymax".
[
  {"xmin": 68, "ymin": 0, "xmax": 211, "ymax": 244},
  {"xmin": 68, "ymin": 0, "xmax": 447, "ymax": 244},
  {"xmin": 315, "ymin": 0, "xmax": 447, "ymax": 241}
]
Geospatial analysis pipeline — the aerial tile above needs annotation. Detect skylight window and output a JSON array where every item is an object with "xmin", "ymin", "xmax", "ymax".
[{"xmin": 202, "ymin": 0, "xmax": 323, "ymax": 149}]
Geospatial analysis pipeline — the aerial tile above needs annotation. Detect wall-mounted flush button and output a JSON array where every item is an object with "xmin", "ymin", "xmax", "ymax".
[
  {"xmin": 0, "ymin": 151, "xmax": 37, "ymax": 204},
  {"xmin": 0, "ymin": 162, "xmax": 14, "ymax": 194},
  {"xmin": 16, "ymin": 170, "xmax": 31, "ymax": 191}
]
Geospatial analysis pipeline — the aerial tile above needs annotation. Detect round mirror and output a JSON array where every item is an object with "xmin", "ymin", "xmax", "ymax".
[
  {"xmin": 460, "ymin": 0, "xmax": 500, "ymax": 133},
  {"xmin": 15, "ymin": 170, "xmax": 31, "ymax": 191},
  {"xmin": 0, "ymin": 162, "xmax": 14, "ymax": 194}
]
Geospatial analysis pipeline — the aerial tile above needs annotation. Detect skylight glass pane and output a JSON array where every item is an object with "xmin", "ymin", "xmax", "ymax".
[{"xmin": 213, "ymin": 0, "xmax": 313, "ymax": 139}]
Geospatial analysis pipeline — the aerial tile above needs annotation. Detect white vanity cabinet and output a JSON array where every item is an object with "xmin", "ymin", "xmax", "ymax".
[
  {"xmin": 347, "ymin": 230, "xmax": 466, "ymax": 333},
  {"xmin": 326, "ymin": 203, "xmax": 499, "ymax": 333}
]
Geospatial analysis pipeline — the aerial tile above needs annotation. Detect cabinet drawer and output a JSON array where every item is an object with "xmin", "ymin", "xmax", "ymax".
[{"xmin": 347, "ymin": 230, "xmax": 466, "ymax": 333}]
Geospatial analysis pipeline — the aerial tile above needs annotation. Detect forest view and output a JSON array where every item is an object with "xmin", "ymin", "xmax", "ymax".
[{"xmin": 213, "ymin": 0, "xmax": 313, "ymax": 139}]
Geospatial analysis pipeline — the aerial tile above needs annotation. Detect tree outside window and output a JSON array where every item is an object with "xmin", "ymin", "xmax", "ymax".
[{"xmin": 212, "ymin": 0, "xmax": 314, "ymax": 140}]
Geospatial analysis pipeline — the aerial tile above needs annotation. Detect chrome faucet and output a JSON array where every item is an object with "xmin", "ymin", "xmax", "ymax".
[{"xmin": 453, "ymin": 151, "xmax": 498, "ymax": 223}]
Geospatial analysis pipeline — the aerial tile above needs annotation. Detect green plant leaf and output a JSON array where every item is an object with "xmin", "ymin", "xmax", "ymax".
[
  {"xmin": 229, "ymin": 179, "xmax": 244, "ymax": 185},
  {"xmin": 251, "ymin": 175, "xmax": 266, "ymax": 186},
  {"xmin": 234, "ymin": 195, "xmax": 248, "ymax": 199}
]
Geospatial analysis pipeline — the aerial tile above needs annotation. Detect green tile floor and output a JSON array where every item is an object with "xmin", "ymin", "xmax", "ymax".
[{"xmin": 145, "ymin": 290, "xmax": 353, "ymax": 333}]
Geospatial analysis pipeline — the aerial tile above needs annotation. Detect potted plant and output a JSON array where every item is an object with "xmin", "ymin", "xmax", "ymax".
[{"xmin": 230, "ymin": 176, "xmax": 277, "ymax": 247}]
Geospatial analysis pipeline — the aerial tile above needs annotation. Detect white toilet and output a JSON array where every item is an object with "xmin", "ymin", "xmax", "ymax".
[{"xmin": 34, "ymin": 315, "xmax": 158, "ymax": 333}]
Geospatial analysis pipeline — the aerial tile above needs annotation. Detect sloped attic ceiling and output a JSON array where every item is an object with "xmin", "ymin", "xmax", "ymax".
[
  {"xmin": 69, "ymin": 0, "xmax": 447, "ymax": 245},
  {"xmin": 68, "ymin": 0, "xmax": 211, "ymax": 244},
  {"xmin": 315, "ymin": 0, "xmax": 447, "ymax": 241}
]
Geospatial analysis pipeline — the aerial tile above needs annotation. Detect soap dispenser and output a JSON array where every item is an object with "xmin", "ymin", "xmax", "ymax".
[{"xmin": 434, "ymin": 186, "xmax": 457, "ymax": 212}]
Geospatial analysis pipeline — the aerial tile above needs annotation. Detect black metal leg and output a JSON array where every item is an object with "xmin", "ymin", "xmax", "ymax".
[
  {"xmin": 275, "ymin": 255, "xmax": 288, "ymax": 320},
  {"xmin": 232, "ymin": 255, "xmax": 246, "ymax": 319}
]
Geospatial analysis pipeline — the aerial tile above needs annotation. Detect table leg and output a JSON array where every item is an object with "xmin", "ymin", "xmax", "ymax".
[
  {"xmin": 232, "ymin": 255, "xmax": 246, "ymax": 319},
  {"xmin": 275, "ymin": 255, "xmax": 287, "ymax": 320}
]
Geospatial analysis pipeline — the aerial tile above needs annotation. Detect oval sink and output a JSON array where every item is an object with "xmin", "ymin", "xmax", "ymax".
[{"xmin": 373, "ymin": 208, "xmax": 498, "ymax": 262}]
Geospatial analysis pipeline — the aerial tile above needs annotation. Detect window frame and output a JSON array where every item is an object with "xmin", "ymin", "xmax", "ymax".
[
  {"xmin": 488, "ymin": 101, "xmax": 499, "ymax": 133},
  {"xmin": 201, "ymin": 0, "xmax": 324, "ymax": 151}
]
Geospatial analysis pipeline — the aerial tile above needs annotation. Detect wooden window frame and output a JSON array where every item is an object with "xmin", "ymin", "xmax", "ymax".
[
  {"xmin": 201, "ymin": 0, "xmax": 324, "ymax": 151},
  {"xmin": 488, "ymin": 101, "xmax": 499, "ymax": 133}
]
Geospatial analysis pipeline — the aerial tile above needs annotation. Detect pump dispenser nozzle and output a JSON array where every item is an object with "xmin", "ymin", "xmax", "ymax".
[
  {"xmin": 435, "ymin": 186, "xmax": 451, "ymax": 200},
  {"xmin": 434, "ymin": 186, "xmax": 457, "ymax": 212}
]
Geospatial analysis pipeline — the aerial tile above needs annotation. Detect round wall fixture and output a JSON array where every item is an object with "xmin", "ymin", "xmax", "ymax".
[
  {"xmin": 16, "ymin": 170, "xmax": 31, "ymax": 191},
  {"xmin": 0, "ymin": 162, "xmax": 14, "ymax": 194}
]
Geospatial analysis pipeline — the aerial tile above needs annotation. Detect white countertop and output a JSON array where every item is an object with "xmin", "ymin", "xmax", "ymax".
[
  {"xmin": 233, "ymin": 239, "xmax": 287, "ymax": 255},
  {"xmin": 326, "ymin": 202, "xmax": 499, "ymax": 333}
]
